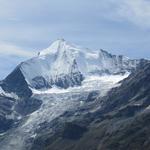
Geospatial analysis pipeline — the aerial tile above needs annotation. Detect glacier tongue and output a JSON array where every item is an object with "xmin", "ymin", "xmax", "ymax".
[
  {"xmin": 17, "ymin": 39, "xmax": 139, "ymax": 90},
  {"xmin": 0, "ymin": 74, "xmax": 128, "ymax": 150}
]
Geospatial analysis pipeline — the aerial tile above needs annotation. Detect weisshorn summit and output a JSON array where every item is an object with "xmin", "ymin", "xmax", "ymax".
[
  {"xmin": 1, "ymin": 39, "xmax": 140, "ymax": 97},
  {"xmin": 0, "ymin": 39, "xmax": 149, "ymax": 150}
]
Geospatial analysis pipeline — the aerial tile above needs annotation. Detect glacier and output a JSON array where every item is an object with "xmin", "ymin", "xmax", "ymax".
[{"xmin": 0, "ymin": 74, "xmax": 128, "ymax": 150}]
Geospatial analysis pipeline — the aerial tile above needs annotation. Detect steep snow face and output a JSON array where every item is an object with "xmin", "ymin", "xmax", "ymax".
[{"xmin": 19, "ymin": 39, "xmax": 139, "ymax": 89}]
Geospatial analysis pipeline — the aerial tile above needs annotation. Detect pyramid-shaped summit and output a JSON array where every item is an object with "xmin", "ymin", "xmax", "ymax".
[{"xmin": 0, "ymin": 39, "xmax": 141, "ymax": 97}]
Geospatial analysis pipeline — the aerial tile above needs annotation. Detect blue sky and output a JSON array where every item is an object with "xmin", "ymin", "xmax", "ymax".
[{"xmin": 0, "ymin": 0, "xmax": 150, "ymax": 79}]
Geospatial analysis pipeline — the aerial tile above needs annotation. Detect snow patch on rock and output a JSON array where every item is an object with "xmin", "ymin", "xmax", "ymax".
[{"xmin": 0, "ymin": 86, "xmax": 19, "ymax": 99}]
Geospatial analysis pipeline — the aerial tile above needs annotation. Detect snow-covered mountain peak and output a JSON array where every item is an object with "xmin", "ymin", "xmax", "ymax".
[
  {"xmin": 39, "ymin": 39, "xmax": 80, "ymax": 56},
  {"xmin": 1, "ymin": 39, "xmax": 142, "ymax": 92}
]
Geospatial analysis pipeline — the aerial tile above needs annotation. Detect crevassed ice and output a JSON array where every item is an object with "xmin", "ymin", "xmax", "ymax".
[{"xmin": 1, "ymin": 74, "xmax": 128, "ymax": 150}]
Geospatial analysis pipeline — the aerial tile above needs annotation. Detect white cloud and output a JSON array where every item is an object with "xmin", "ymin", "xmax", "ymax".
[
  {"xmin": 104, "ymin": 0, "xmax": 150, "ymax": 28},
  {"xmin": 0, "ymin": 42, "xmax": 35, "ymax": 57},
  {"xmin": 0, "ymin": 0, "xmax": 150, "ymax": 29}
]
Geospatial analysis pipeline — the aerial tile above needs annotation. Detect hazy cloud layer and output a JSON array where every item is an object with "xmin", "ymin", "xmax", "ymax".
[
  {"xmin": 0, "ymin": 42, "xmax": 35, "ymax": 57},
  {"xmin": 106, "ymin": 0, "xmax": 150, "ymax": 28}
]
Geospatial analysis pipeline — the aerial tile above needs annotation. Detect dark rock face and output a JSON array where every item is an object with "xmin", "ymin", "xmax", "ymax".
[
  {"xmin": 0, "ymin": 117, "xmax": 14, "ymax": 133},
  {"xmin": 0, "ymin": 65, "xmax": 32, "ymax": 98},
  {"xmin": 15, "ymin": 97, "xmax": 42, "ymax": 116},
  {"xmin": 32, "ymin": 76, "xmax": 51, "ymax": 89},
  {"xmin": 86, "ymin": 91, "xmax": 99, "ymax": 102},
  {"xmin": 0, "ymin": 95, "xmax": 16, "ymax": 133},
  {"xmin": 62, "ymin": 123, "xmax": 87, "ymax": 140},
  {"xmin": 100, "ymin": 61, "xmax": 150, "ymax": 114},
  {"xmin": 31, "ymin": 72, "xmax": 84, "ymax": 89},
  {"xmin": 96, "ymin": 112, "xmax": 150, "ymax": 150},
  {"xmin": 0, "ymin": 95, "xmax": 42, "ymax": 134},
  {"xmin": 52, "ymin": 72, "xmax": 84, "ymax": 89}
]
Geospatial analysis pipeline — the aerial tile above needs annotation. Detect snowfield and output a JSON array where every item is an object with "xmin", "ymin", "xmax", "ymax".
[{"xmin": 32, "ymin": 74, "xmax": 129, "ymax": 95}]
